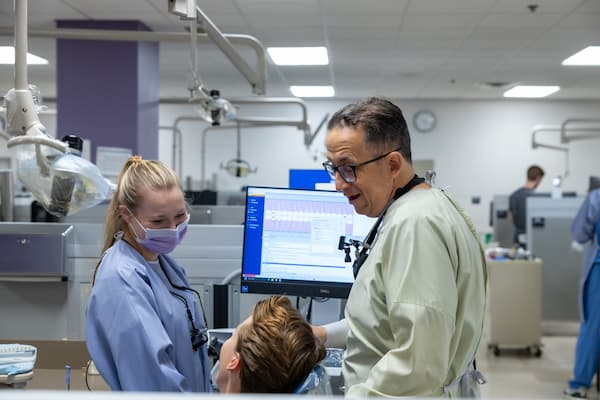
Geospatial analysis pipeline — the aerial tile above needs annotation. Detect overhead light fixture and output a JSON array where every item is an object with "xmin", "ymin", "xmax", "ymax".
[
  {"xmin": 503, "ymin": 85, "xmax": 560, "ymax": 98},
  {"xmin": 562, "ymin": 46, "xmax": 600, "ymax": 66},
  {"xmin": 0, "ymin": 46, "xmax": 48, "ymax": 65},
  {"xmin": 267, "ymin": 47, "xmax": 329, "ymax": 66},
  {"xmin": 290, "ymin": 85, "xmax": 335, "ymax": 98}
]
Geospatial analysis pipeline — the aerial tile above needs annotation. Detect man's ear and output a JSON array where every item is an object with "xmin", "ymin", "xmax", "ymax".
[
  {"xmin": 226, "ymin": 352, "xmax": 241, "ymax": 372},
  {"xmin": 388, "ymin": 151, "xmax": 404, "ymax": 177}
]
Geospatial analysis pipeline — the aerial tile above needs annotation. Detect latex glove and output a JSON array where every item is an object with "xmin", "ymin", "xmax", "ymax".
[{"xmin": 571, "ymin": 241, "xmax": 584, "ymax": 252}]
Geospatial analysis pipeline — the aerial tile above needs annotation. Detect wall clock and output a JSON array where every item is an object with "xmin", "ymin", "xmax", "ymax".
[{"xmin": 413, "ymin": 110, "xmax": 437, "ymax": 133}]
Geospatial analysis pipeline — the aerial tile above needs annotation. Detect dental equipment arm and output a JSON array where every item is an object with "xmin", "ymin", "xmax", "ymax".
[
  {"xmin": 5, "ymin": 0, "xmax": 67, "ymax": 158},
  {"xmin": 4, "ymin": 0, "xmax": 112, "ymax": 217}
]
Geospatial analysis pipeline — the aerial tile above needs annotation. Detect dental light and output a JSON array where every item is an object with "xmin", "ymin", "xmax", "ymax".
[
  {"xmin": 189, "ymin": 87, "xmax": 236, "ymax": 127},
  {"xmin": 218, "ymin": 121, "xmax": 256, "ymax": 178},
  {"xmin": 3, "ymin": 0, "xmax": 112, "ymax": 217},
  {"xmin": 182, "ymin": 6, "xmax": 236, "ymax": 127}
]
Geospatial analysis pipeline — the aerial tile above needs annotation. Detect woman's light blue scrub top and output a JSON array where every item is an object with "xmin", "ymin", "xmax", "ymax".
[{"xmin": 86, "ymin": 239, "xmax": 211, "ymax": 392}]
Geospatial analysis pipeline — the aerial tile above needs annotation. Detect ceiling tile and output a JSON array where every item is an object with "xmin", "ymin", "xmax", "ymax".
[
  {"xmin": 406, "ymin": 0, "xmax": 495, "ymax": 14},
  {"xmin": 574, "ymin": 0, "xmax": 600, "ymax": 13},
  {"xmin": 27, "ymin": 0, "xmax": 88, "ymax": 17},
  {"xmin": 557, "ymin": 13, "xmax": 600, "ymax": 29},
  {"xmin": 196, "ymin": 0, "xmax": 240, "ymax": 14},
  {"xmin": 59, "ymin": 0, "xmax": 161, "ymax": 20},
  {"xmin": 324, "ymin": 14, "xmax": 403, "ymax": 29},
  {"xmin": 0, "ymin": 0, "xmax": 598, "ymax": 100},
  {"xmin": 322, "ymin": 0, "xmax": 409, "ymax": 15},
  {"xmin": 401, "ymin": 14, "xmax": 483, "ymax": 29},
  {"xmin": 490, "ymin": 0, "xmax": 584, "ymax": 14},
  {"xmin": 395, "ymin": 28, "xmax": 473, "ymax": 41},
  {"xmin": 328, "ymin": 26, "xmax": 401, "ymax": 41},
  {"xmin": 479, "ymin": 12, "xmax": 563, "ymax": 29},
  {"xmin": 468, "ymin": 26, "xmax": 549, "ymax": 41},
  {"xmin": 234, "ymin": 0, "xmax": 320, "ymax": 16},
  {"xmin": 255, "ymin": 28, "xmax": 324, "ymax": 45},
  {"xmin": 243, "ymin": 15, "xmax": 321, "ymax": 29}
]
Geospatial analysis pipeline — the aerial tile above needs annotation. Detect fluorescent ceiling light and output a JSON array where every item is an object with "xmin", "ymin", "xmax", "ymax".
[
  {"xmin": 290, "ymin": 85, "xmax": 335, "ymax": 98},
  {"xmin": 0, "ymin": 46, "xmax": 48, "ymax": 65},
  {"xmin": 267, "ymin": 47, "xmax": 329, "ymax": 66},
  {"xmin": 503, "ymin": 85, "xmax": 560, "ymax": 98},
  {"xmin": 562, "ymin": 46, "xmax": 600, "ymax": 66}
]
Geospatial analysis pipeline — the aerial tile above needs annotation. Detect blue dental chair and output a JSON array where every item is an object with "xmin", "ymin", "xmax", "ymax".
[
  {"xmin": 294, "ymin": 365, "xmax": 330, "ymax": 394},
  {"xmin": 210, "ymin": 361, "xmax": 331, "ymax": 394}
]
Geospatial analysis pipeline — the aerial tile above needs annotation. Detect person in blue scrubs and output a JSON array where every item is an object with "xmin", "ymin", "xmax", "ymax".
[
  {"xmin": 564, "ymin": 188, "xmax": 600, "ymax": 399},
  {"xmin": 86, "ymin": 156, "xmax": 211, "ymax": 392}
]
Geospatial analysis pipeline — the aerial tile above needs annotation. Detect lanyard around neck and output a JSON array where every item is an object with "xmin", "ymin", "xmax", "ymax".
[{"xmin": 352, "ymin": 174, "xmax": 425, "ymax": 278}]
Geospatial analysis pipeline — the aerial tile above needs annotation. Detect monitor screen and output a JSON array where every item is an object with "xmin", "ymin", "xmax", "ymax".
[
  {"xmin": 289, "ymin": 169, "xmax": 332, "ymax": 190},
  {"xmin": 240, "ymin": 186, "xmax": 376, "ymax": 298}
]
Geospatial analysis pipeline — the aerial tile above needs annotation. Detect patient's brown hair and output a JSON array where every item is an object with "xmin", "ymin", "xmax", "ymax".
[{"xmin": 236, "ymin": 296, "xmax": 326, "ymax": 393}]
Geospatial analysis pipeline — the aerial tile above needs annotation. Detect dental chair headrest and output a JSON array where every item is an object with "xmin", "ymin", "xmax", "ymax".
[{"xmin": 294, "ymin": 365, "xmax": 328, "ymax": 394}]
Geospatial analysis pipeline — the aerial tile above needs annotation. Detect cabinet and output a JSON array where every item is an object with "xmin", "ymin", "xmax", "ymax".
[{"xmin": 486, "ymin": 259, "xmax": 543, "ymax": 356}]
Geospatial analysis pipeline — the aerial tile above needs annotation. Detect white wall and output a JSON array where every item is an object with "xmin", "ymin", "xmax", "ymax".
[
  {"xmin": 159, "ymin": 99, "xmax": 600, "ymax": 233},
  {"xmin": 3, "ymin": 98, "xmax": 599, "ymax": 232}
]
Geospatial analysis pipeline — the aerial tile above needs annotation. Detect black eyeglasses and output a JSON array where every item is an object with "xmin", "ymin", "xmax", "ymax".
[{"xmin": 322, "ymin": 147, "xmax": 402, "ymax": 183}]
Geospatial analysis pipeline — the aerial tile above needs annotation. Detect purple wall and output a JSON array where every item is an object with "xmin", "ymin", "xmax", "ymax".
[{"xmin": 56, "ymin": 20, "xmax": 158, "ymax": 162}]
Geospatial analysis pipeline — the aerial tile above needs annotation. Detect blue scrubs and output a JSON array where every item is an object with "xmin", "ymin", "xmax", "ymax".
[
  {"xmin": 86, "ymin": 239, "xmax": 211, "ymax": 392},
  {"xmin": 569, "ymin": 189, "xmax": 600, "ymax": 390}
]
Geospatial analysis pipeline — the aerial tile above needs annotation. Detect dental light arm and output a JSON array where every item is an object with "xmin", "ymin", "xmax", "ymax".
[
  {"xmin": 4, "ymin": 0, "xmax": 112, "ymax": 217},
  {"xmin": 170, "ymin": 0, "xmax": 238, "ymax": 126},
  {"xmin": 6, "ymin": 0, "xmax": 68, "ymax": 177},
  {"xmin": 6, "ymin": 133, "xmax": 67, "ymax": 176}
]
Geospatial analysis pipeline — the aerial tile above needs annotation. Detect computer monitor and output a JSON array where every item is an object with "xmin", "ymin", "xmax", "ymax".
[
  {"xmin": 240, "ymin": 186, "xmax": 376, "ymax": 299},
  {"xmin": 289, "ymin": 169, "xmax": 332, "ymax": 190}
]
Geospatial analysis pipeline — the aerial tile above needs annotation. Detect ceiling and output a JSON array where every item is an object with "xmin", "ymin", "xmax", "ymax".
[{"xmin": 1, "ymin": 0, "xmax": 600, "ymax": 100}]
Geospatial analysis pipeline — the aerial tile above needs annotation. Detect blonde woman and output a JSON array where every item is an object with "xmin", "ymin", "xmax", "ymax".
[{"xmin": 86, "ymin": 156, "xmax": 211, "ymax": 392}]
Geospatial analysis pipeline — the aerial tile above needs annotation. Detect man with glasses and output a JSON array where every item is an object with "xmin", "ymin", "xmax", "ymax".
[{"xmin": 313, "ymin": 97, "xmax": 487, "ymax": 397}]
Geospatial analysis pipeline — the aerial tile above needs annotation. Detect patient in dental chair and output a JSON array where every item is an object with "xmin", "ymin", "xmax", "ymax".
[{"xmin": 215, "ymin": 295, "xmax": 326, "ymax": 393}]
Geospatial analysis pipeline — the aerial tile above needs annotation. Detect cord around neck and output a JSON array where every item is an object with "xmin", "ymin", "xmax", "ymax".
[{"xmin": 352, "ymin": 174, "xmax": 425, "ymax": 278}]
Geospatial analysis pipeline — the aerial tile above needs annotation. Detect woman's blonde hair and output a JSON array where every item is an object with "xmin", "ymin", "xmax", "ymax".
[
  {"xmin": 236, "ymin": 295, "xmax": 326, "ymax": 393},
  {"xmin": 92, "ymin": 156, "xmax": 181, "ymax": 283}
]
